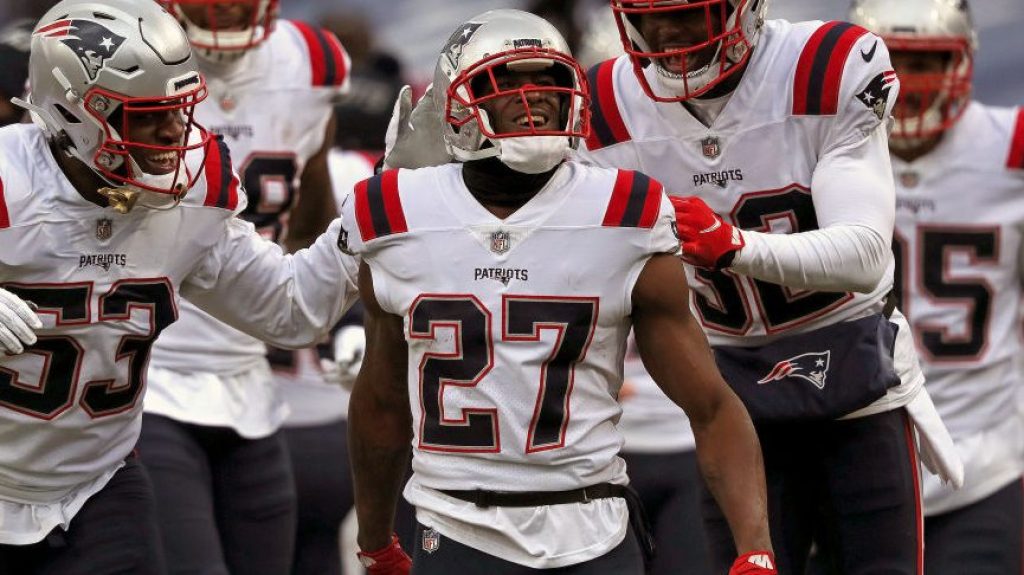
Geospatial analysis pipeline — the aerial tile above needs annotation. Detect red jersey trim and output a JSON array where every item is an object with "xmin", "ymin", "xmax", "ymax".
[
  {"xmin": 602, "ymin": 170, "xmax": 661, "ymax": 229},
  {"xmin": 289, "ymin": 20, "xmax": 349, "ymax": 87},
  {"xmin": 0, "ymin": 176, "xmax": 9, "ymax": 229},
  {"xmin": 202, "ymin": 135, "xmax": 240, "ymax": 210},
  {"xmin": 1007, "ymin": 107, "xmax": 1024, "ymax": 170},
  {"xmin": 793, "ymin": 21, "xmax": 870, "ymax": 116},
  {"xmin": 354, "ymin": 169, "xmax": 408, "ymax": 242},
  {"xmin": 585, "ymin": 59, "xmax": 632, "ymax": 151}
]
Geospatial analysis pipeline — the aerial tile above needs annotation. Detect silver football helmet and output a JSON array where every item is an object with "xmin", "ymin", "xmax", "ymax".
[
  {"xmin": 610, "ymin": 0, "xmax": 771, "ymax": 102},
  {"xmin": 161, "ymin": 0, "xmax": 278, "ymax": 61},
  {"xmin": 850, "ymin": 0, "xmax": 976, "ymax": 141},
  {"xmin": 17, "ymin": 0, "xmax": 210, "ymax": 202},
  {"xmin": 432, "ymin": 9, "xmax": 590, "ymax": 174}
]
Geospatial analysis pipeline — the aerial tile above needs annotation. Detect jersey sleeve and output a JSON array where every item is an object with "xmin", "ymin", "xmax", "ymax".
[
  {"xmin": 182, "ymin": 217, "xmax": 359, "ymax": 348},
  {"xmin": 650, "ymin": 192, "xmax": 681, "ymax": 256},
  {"xmin": 823, "ymin": 30, "xmax": 900, "ymax": 152}
]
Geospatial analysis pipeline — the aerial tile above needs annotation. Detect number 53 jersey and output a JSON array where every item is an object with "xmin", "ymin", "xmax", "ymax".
[
  {"xmin": 893, "ymin": 103, "xmax": 1024, "ymax": 514},
  {"xmin": 340, "ymin": 163, "xmax": 679, "ymax": 568}
]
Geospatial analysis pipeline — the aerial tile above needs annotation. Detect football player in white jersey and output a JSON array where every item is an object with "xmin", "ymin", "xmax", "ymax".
[
  {"xmin": 139, "ymin": 1, "xmax": 349, "ymax": 573},
  {"xmin": 848, "ymin": 1, "xmax": 1024, "ymax": 572},
  {"xmin": 380, "ymin": 2, "xmax": 965, "ymax": 574},
  {"xmin": 0, "ymin": 0, "xmax": 360, "ymax": 572},
  {"xmin": 572, "ymin": 1, "xmax": 963, "ymax": 573},
  {"xmin": 346, "ymin": 10, "xmax": 776, "ymax": 575}
]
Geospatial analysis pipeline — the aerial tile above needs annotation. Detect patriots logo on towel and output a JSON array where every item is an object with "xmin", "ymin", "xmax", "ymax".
[
  {"xmin": 35, "ymin": 19, "xmax": 127, "ymax": 81},
  {"xmin": 757, "ymin": 351, "xmax": 831, "ymax": 390}
]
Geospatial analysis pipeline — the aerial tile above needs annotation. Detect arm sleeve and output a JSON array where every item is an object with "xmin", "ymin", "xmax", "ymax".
[
  {"xmin": 182, "ymin": 217, "xmax": 360, "ymax": 348},
  {"xmin": 730, "ymin": 33, "xmax": 898, "ymax": 293}
]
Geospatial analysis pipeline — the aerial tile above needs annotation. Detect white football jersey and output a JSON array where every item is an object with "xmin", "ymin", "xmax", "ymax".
[
  {"xmin": 0, "ymin": 124, "xmax": 358, "ymax": 543},
  {"xmin": 578, "ymin": 20, "xmax": 924, "ymax": 415},
  {"xmin": 147, "ymin": 20, "xmax": 350, "ymax": 435},
  {"xmin": 341, "ymin": 162, "xmax": 679, "ymax": 568},
  {"xmin": 894, "ymin": 103, "xmax": 1024, "ymax": 513},
  {"xmin": 278, "ymin": 149, "xmax": 375, "ymax": 427}
]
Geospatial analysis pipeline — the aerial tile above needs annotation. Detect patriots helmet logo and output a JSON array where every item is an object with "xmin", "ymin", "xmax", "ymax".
[
  {"xmin": 35, "ymin": 19, "xmax": 127, "ymax": 81},
  {"xmin": 856, "ymin": 70, "xmax": 898, "ymax": 121},
  {"xmin": 443, "ymin": 22, "xmax": 482, "ymax": 69},
  {"xmin": 757, "ymin": 351, "xmax": 831, "ymax": 390}
]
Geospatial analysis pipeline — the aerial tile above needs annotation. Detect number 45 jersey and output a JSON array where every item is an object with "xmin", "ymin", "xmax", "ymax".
[
  {"xmin": 340, "ymin": 163, "xmax": 679, "ymax": 568},
  {"xmin": 893, "ymin": 103, "xmax": 1024, "ymax": 514}
]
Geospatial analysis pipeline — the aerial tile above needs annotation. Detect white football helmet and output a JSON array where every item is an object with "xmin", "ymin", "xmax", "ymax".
[
  {"xmin": 432, "ymin": 9, "xmax": 590, "ymax": 174},
  {"xmin": 850, "ymin": 0, "xmax": 976, "ymax": 142},
  {"xmin": 18, "ymin": 0, "xmax": 210, "ymax": 200},
  {"xmin": 161, "ymin": 0, "xmax": 277, "ymax": 61},
  {"xmin": 611, "ymin": 0, "xmax": 770, "ymax": 102}
]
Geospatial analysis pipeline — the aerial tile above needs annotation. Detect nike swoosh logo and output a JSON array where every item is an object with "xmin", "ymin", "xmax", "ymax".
[
  {"xmin": 700, "ymin": 220, "xmax": 722, "ymax": 234},
  {"xmin": 861, "ymin": 41, "xmax": 878, "ymax": 62}
]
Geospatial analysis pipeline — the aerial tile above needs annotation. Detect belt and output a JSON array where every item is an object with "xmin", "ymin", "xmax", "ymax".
[{"xmin": 440, "ymin": 483, "xmax": 628, "ymax": 508}]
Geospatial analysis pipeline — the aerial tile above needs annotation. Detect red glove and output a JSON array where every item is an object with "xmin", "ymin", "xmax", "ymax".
[
  {"xmin": 671, "ymin": 196, "xmax": 744, "ymax": 270},
  {"xmin": 357, "ymin": 534, "xmax": 412, "ymax": 575},
  {"xmin": 729, "ymin": 550, "xmax": 778, "ymax": 574}
]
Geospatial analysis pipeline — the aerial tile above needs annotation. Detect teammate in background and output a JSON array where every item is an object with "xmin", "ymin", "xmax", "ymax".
[
  {"xmin": 848, "ymin": 1, "xmax": 1024, "ymax": 572},
  {"xmin": 276, "ymin": 149, "xmax": 373, "ymax": 575},
  {"xmin": 0, "ymin": 0, "xmax": 358, "ymax": 572},
  {"xmin": 346, "ymin": 10, "xmax": 775, "ymax": 575},
  {"xmin": 572, "ymin": 1, "xmax": 963, "ymax": 573},
  {"xmin": 576, "ymin": 11, "xmax": 714, "ymax": 575},
  {"xmin": 140, "ymin": 1, "xmax": 348, "ymax": 573},
  {"xmin": 0, "ymin": 19, "xmax": 33, "ymax": 127}
]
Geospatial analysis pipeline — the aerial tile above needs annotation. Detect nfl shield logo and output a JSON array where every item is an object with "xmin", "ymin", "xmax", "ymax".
[
  {"xmin": 220, "ymin": 94, "xmax": 237, "ymax": 112},
  {"xmin": 490, "ymin": 230, "xmax": 511, "ymax": 254},
  {"xmin": 96, "ymin": 219, "xmax": 112, "ymax": 240},
  {"xmin": 899, "ymin": 171, "xmax": 920, "ymax": 188},
  {"xmin": 701, "ymin": 136, "xmax": 721, "ymax": 159},
  {"xmin": 421, "ymin": 528, "xmax": 440, "ymax": 554}
]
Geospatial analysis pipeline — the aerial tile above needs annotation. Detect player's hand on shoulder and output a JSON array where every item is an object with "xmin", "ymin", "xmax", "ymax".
[
  {"xmin": 0, "ymin": 287, "xmax": 42, "ymax": 355},
  {"xmin": 671, "ymin": 196, "xmax": 744, "ymax": 270},
  {"xmin": 320, "ymin": 325, "xmax": 366, "ymax": 390},
  {"xmin": 383, "ymin": 84, "xmax": 453, "ymax": 171},
  {"xmin": 730, "ymin": 550, "xmax": 777, "ymax": 574},
  {"xmin": 357, "ymin": 533, "xmax": 412, "ymax": 575}
]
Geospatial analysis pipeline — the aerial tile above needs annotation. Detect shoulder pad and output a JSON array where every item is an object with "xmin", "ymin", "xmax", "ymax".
[
  {"xmin": 354, "ymin": 169, "xmax": 408, "ymax": 241},
  {"xmin": 287, "ymin": 20, "xmax": 349, "ymax": 88},
  {"xmin": 585, "ymin": 58, "xmax": 632, "ymax": 151},
  {"xmin": 602, "ymin": 169, "xmax": 662, "ymax": 228},
  {"xmin": 792, "ymin": 21, "xmax": 871, "ymax": 116},
  {"xmin": 1007, "ymin": 108, "xmax": 1024, "ymax": 170}
]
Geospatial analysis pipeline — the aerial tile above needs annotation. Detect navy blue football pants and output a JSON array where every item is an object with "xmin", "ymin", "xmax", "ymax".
[
  {"xmin": 702, "ymin": 408, "xmax": 922, "ymax": 575},
  {"xmin": 620, "ymin": 449, "xmax": 712, "ymax": 575},
  {"xmin": 138, "ymin": 413, "xmax": 296, "ymax": 575},
  {"xmin": 0, "ymin": 456, "xmax": 166, "ymax": 574}
]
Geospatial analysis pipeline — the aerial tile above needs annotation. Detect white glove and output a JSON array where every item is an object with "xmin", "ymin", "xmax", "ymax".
[
  {"xmin": 382, "ymin": 84, "xmax": 453, "ymax": 171},
  {"xmin": 0, "ymin": 287, "xmax": 42, "ymax": 355},
  {"xmin": 320, "ymin": 325, "xmax": 366, "ymax": 391}
]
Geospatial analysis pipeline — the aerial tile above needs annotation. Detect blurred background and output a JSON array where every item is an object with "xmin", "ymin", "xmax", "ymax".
[{"xmin": 1, "ymin": 0, "xmax": 1020, "ymax": 128}]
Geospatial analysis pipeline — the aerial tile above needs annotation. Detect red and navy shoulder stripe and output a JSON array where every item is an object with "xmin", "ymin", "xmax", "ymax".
[
  {"xmin": 585, "ymin": 58, "xmax": 632, "ymax": 151},
  {"xmin": 1007, "ymin": 108, "xmax": 1024, "ymax": 170},
  {"xmin": 602, "ymin": 170, "xmax": 661, "ymax": 229},
  {"xmin": 793, "ymin": 21, "xmax": 871, "ymax": 116},
  {"xmin": 290, "ymin": 20, "xmax": 348, "ymax": 88},
  {"xmin": 202, "ymin": 135, "xmax": 240, "ymax": 211},
  {"xmin": 354, "ymin": 169, "xmax": 408, "ymax": 242}
]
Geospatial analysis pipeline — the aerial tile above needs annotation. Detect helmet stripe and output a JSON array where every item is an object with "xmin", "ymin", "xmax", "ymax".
[{"xmin": 793, "ymin": 21, "xmax": 870, "ymax": 116}]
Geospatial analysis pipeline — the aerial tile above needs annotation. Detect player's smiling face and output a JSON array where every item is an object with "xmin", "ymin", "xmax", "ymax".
[
  {"xmin": 476, "ymin": 67, "xmax": 563, "ymax": 136},
  {"xmin": 113, "ymin": 105, "xmax": 187, "ymax": 175},
  {"xmin": 177, "ymin": 0, "xmax": 255, "ymax": 31},
  {"xmin": 637, "ymin": 6, "xmax": 725, "ymax": 77}
]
